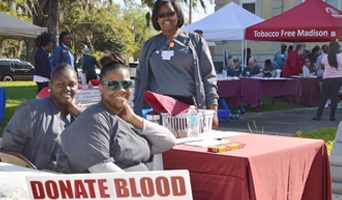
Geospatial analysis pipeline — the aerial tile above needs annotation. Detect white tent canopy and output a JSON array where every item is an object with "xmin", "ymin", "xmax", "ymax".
[
  {"xmin": 0, "ymin": 12, "xmax": 47, "ymax": 39},
  {"xmin": 181, "ymin": 2, "xmax": 264, "ymax": 42},
  {"xmin": 181, "ymin": 2, "xmax": 264, "ymax": 68}
]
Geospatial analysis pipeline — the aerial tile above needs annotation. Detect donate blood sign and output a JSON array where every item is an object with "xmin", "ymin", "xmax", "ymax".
[{"xmin": 25, "ymin": 170, "xmax": 192, "ymax": 200}]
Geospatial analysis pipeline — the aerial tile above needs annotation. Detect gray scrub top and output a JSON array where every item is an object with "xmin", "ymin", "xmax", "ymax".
[
  {"xmin": 149, "ymin": 32, "xmax": 196, "ymax": 97},
  {"xmin": 0, "ymin": 97, "xmax": 74, "ymax": 170},
  {"xmin": 56, "ymin": 104, "xmax": 152, "ymax": 173}
]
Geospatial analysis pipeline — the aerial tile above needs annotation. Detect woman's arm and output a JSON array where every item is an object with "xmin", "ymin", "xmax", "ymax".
[{"xmin": 52, "ymin": 47, "xmax": 61, "ymax": 68}]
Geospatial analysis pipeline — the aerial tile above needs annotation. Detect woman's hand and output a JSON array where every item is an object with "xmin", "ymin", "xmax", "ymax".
[
  {"xmin": 66, "ymin": 98, "xmax": 82, "ymax": 117},
  {"xmin": 208, "ymin": 104, "xmax": 218, "ymax": 129},
  {"xmin": 116, "ymin": 104, "xmax": 144, "ymax": 130}
]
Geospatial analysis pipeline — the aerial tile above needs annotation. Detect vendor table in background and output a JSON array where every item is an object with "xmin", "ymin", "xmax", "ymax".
[
  {"xmin": 163, "ymin": 134, "xmax": 331, "ymax": 200},
  {"xmin": 292, "ymin": 77, "xmax": 321, "ymax": 107},
  {"xmin": 217, "ymin": 79, "xmax": 244, "ymax": 106},
  {"xmin": 240, "ymin": 77, "xmax": 302, "ymax": 111},
  {"xmin": 0, "ymin": 87, "xmax": 6, "ymax": 125}
]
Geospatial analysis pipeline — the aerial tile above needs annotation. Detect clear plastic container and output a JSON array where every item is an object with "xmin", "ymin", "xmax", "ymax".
[{"xmin": 187, "ymin": 105, "xmax": 199, "ymax": 138}]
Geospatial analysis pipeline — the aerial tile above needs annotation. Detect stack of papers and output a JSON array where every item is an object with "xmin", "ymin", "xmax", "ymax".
[
  {"xmin": 184, "ymin": 139, "xmax": 230, "ymax": 147},
  {"xmin": 176, "ymin": 130, "xmax": 247, "ymax": 145}
]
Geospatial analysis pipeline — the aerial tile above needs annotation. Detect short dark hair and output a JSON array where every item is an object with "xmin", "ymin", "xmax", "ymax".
[
  {"xmin": 152, "ymin": 0, "xmax": 184, "ymax": 31},
  {"xmin": 36, "ymin": 32, "xmax": 53, "ymax": 47},
  {"xmin": 312, "ymin": 45, "xmax": 320, "ymax": 53},
  {"xmin": 99, "ymin": 52, "xmax": 128, "ymax": 81},
  {"xmin": 194, "ymin": 29, "xmax": 203, "ymax": 35},
  {"xmin": 59, "ymin": 31, "xmax": 71, "ymax": 46},
  {"xmin": 321, "ymin": 44, "xmax": 329, "ymax": 54},
  {"xmin": 51, "ymin": 63, "xmax": 76, "ymax": 82}
]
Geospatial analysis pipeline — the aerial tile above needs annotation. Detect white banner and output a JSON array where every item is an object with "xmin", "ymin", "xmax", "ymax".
[{"xmin": 26, "ymin": 170, "xmax": 192, "ymax": 200}]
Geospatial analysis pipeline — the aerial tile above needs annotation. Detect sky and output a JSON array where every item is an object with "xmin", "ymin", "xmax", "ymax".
[{"xmin": 114, "ymin": 0, "xmax": 215, "ymax": 23}]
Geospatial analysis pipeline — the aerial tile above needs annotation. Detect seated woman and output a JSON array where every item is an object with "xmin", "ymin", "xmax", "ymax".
[
  {"xmin": 56, "ymin": 52, "xmax": 176, "ymax": 173},
  {"xmin": 0, "ymin": 64, "xmax": 81, "ymax": 170}
]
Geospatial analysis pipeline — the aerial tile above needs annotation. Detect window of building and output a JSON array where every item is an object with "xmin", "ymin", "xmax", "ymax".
[{"xmin": 240, "ymin": 0, "xmax": 256, "ymax": 14}]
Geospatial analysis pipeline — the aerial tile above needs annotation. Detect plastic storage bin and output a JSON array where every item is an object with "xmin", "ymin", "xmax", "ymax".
[{"xmin": 161, "ymin": 109, "xmax": 215, "ymax": 133}]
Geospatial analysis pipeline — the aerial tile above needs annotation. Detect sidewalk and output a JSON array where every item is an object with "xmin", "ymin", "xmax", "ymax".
[{"xmin": 218, "ymin": 107, "xmax": 342, "ymax": 136}]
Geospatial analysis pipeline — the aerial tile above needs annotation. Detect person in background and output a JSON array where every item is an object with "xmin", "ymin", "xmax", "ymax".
[
  {"xmin": 134, "ymin": 0, "xmax": 219, "ymax": 129},
  {"xmin": 0, "ymin": 64, "xmax": 81, "ymax": 170},
  {"xmin": 315, "ymin": 44, "xmax": 329, "ymax": 106},
  {"xmin": 282, "ymin": 44, "xmax": 305, "ymax": 77},
  {"xmin": 243, "ymin": 47, "xmax": 252, "ymax": 67},
  {"xmin": 264, "ymin": 59, "xmax": 280, "ymax": 71},
  {"xmin": 194, "ymin": 29, "xmax": 203, "ymax": 37},
  {"xmin": 242, "ymin": 57, "xmax": 263, "ymax": 77},
  {"xmin": 287, "ymin": 45, "xmax": 293, "ymax": 55},
  {"xmin": 224, "ymin": 56, "xmax": 237, "ymax": 76},
  {"xmin": 56, "ymin": 52, "xmax": 176, "ymax": 173},
  {"xmin": 52, "ymin": 31, "xmax": 77, "ymax": 73},
  {"xmin": 313, "ymin": 42, "xmax": 342, "ymax": 121},
  {"xmin": 273, "ymin": 44, "xmax": 287, "ymax": 70},
  {"xmin": 308, "ymin": 45, "xmax": 320, "ymax": 68},
  {"xmin": 34, "ymin": 32, "xmax": 54, "ymax": 93},
  {"xmin": 78, "ymin": 46, "xmax": 100, "ymax": 83}
]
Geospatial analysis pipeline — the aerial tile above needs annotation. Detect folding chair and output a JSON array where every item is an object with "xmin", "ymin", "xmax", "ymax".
[{"xmin": 0, "ymin": 150, "xmax": 37, "ymax": 170}]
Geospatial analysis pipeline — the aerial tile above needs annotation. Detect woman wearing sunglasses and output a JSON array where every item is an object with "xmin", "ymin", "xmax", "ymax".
[
  {"xmin": 56, "ymin": 52, "xmax": 176, "ymax": 173},
  {"xmin": 134, "ymin": 0, "xmax": 219, "ymax": 129}
]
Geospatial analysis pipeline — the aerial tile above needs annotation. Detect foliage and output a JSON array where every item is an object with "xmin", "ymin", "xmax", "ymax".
[
  {"xmin": 293, "ymin": 127, "xmax": 337, "ymax": 155},
  {"xmin": 0, "ymin": 81, "xmax": 36, "ymax": 136}
]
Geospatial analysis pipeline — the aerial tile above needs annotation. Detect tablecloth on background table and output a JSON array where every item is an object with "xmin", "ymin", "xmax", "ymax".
[
  {"xmin": 163, "ymin": 134, "xmax": 331, "ymax": 200},
  {"xmin": 0, "ymin": 87, "xmax": 6, "ymax": 126}
]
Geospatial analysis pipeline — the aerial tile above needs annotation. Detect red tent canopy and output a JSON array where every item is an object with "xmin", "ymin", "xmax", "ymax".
[{"xmin": 246, "ymin": 0, "xmax": 342, "ymax": 42}]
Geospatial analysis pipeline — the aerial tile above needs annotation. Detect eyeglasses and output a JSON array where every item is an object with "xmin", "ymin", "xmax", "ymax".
[
  {"xmin": 305, "ymin": 60, "xmax": 310, "ymax": 62},
  {"xmin": 157, "ymin": 12, "xmax": 176, "ymax": 18},
  {"xmin": 101, "ymin": 80, "xmax": 133, "ymax": 91}
]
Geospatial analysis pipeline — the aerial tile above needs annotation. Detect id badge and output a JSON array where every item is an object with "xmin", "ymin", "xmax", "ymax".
[{"xmin": 161, "ymin": 50, "xmax": 174, "ymax": 60}]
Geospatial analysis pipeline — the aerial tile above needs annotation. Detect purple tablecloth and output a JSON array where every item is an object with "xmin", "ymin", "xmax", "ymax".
[
  {"xmin": 240, "ymin": 78, "xmax": 302, "ymax": 111},
  {"xmin": 217, "ymin": 79, "xmax": 244, "ymax": 106},
  {"xmin": 292, "ymin": 77, "xmax": 321, "ymax": 107}
]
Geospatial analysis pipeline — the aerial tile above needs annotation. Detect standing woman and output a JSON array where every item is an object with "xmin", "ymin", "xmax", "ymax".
[
  {"xmin": 313, "ymin": 42, "xmax": 342, "ymax": 121},
  {"xmin": 52, "ymin": 31, "xmax": 77, "ymax": 73},
  {"xmin": 34, "ymin": 32, "xmax": 54, "ymax": 93},
  {"xmin": 134, "ymin": 0, "xmax": 219, "ymax": 129},
  {"xmin": 1, "ymin": 64, "xmax": 81, "ymax": 170}
]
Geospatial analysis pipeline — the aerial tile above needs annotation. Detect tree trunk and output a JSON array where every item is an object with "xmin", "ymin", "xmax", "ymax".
[
  {"xmin": 48, "ymin": 0, "xmax": 59, "ymax": 43},
  {"xmin": 16, "ymin": 40, "xmax": 24, "ymax": 59},
  {"xmin": 189, "ymin": 0, "xmax": 193, "ymax": 24}
]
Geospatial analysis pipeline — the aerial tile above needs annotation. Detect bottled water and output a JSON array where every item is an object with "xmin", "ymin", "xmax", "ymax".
[
  {"xmin": 222, "ymin": 69, "xmax": 227, "ymax": 77},
  {"xmin": 187, "ymin": 105, "xmax": 199, "ymax": 137}
]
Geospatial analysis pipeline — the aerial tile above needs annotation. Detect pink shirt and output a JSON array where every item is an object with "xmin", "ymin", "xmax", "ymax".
[{"xmin": 322, "ymin": 54, "xmax": 342, "ymax": 79}]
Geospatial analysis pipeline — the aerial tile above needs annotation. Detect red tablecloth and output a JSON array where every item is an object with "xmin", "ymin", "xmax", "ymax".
[
  {"xmin": 163, "ymin": 134, "xmax": 331, "ymax": 200},
  {"xmin": 240, "ymin": 78, "xmax": 302, "ymax": 111},
  {"xmin": 217, "ymin": 79, "xmax": 244, "ymax": 105},
  {"xmin": 292, "ymin": 77, "xmax": 321, "ymax": 106}
]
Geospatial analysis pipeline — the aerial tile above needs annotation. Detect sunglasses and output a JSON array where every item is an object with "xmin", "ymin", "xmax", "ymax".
[
  {"xmin": 101, "ymin": 80, "xmax": 133, "ymax": 91},
  {"xmin": 305, "ymin": 60, "xmax": 310, "ymax": 62},
  {"xmin": 157, "ymin": 12, "xmax": 176, "ymax": 18}
]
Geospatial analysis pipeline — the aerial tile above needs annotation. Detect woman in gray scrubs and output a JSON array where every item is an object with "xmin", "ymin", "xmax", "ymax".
[
  {"xmin": 1, "ymin": 64, "xmax": 81, "ymax": 170},
  {"xmin": 56, "ymin": 52, "xmax": 176, "ymax": 173},
  {"xmin": 134, "ymin": 0, "xmax": 219, "ymax": 129}
]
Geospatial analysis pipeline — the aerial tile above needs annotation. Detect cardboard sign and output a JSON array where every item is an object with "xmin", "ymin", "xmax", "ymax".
[{"xmin": 26, "ymin": 170, "xmax": 192, "ymax": 200}]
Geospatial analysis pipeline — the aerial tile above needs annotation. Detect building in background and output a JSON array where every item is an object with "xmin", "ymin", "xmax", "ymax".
[{"xmin": 212, "ymin": 0, "xmax": 341, "ymax": 68}]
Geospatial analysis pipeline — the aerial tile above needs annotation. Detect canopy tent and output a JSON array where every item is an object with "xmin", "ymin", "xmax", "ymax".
[
  {"xmin": 181, "ymin": 2, "xmax": 264, "ymax": 68},
  {"xmin": 0, "ymin": 12, "xmax": 47, "ymax": 39},
  {"xmin": 246, "ymin": 0, "xmax": 342, "ymax": 42},
  {"xmin": 182, "ymin": 2, "xmax": 264, "ymax": 42}
]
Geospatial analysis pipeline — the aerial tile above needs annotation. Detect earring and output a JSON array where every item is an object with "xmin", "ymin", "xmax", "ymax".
[{"xmin": 48, "ymin": 89, "xmax": 51, "ymax": 92}]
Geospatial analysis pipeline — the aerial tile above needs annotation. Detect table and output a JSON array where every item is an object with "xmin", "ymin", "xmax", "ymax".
[
  {"xmin": 0, "ymin": 87, "xmax": 6, "ymax": 126},
  {"xmin": 217, "ymin": 79, "xmax": 244, "ymax": 106},
  {"xmin": 163, "ymin": 134, "xmax": 331, "ymax": 200},
  {"xmin": 240, "ymin": 77, "xmax": 302, "ymax": 111},
  {"xmin": 292, "ymin": 77, "xmax": 321, "ymax": 106}
]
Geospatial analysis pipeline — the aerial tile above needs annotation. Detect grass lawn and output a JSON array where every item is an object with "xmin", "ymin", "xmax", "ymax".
[
  {"xmin": 0, "ymin": 81, "xmax": 338, "ymax": 154},
  {"xmin": 0, "ymin": 81, "xmax": 37, "ymax": 136}
]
